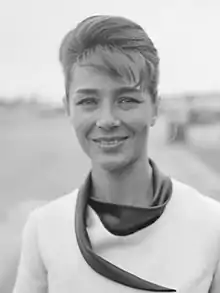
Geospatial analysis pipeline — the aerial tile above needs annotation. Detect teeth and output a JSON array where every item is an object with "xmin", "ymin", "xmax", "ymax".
[
  {"xmin": 96, "ymin": 139, "xmax": 125, "ymax": 147},
  {"xmin": 100, "ymin": 140, "xmax": 120, "ymax": 145}
]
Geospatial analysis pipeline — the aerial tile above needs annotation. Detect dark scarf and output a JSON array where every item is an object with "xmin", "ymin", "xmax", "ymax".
[
  {"xmin": 75, "ymin": 160, "xmax": 176, "ymax": 292},
  {"xmin": 88, "ymin": 159, "xmax": 172, "ymax": 236}
]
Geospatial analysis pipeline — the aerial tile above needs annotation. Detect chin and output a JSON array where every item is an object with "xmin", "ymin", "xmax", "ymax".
[{"xmin": 93, "ymin": 155, "xmax": 133, "ymax": 173}]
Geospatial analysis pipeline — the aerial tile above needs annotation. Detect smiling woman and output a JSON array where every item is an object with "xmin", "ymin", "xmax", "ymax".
[{"xmin": 13, "ymin": 15, "xmax": 220, "ymax": 293}]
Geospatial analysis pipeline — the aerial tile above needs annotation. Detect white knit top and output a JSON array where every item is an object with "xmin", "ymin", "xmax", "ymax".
[{"xmin": 13, "ymin": 179, "xmax": 220, "ymax": 293}]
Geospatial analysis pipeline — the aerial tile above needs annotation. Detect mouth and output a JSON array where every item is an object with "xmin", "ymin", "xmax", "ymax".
[{"xmin": 92, "ymin": 137, "xmax": 129, "ymax": 150}]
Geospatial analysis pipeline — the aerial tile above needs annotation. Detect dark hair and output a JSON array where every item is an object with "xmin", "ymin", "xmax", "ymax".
[{"xmin": 59, "ymin": 15, "xmax": 159, "ymax": 102}]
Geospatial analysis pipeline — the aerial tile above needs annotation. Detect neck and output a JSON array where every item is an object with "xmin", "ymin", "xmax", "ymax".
[{"xmin": 91, "ymin": 158, "xmax": 153, "ymax": 208}]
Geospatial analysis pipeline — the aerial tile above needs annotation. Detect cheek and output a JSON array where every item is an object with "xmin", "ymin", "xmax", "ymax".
[
  {"xmin": 70, "ymin": 111, "xmax": 94, "ymax": 140},
  {"xmin": 123, "ymin": 109, "xmax": 151, "ymax": 134}
]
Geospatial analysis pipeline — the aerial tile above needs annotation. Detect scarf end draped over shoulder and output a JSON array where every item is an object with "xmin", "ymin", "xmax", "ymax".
[{"xmin": 74, "ymin": 159, "xmax": 176, "ymax": 292}]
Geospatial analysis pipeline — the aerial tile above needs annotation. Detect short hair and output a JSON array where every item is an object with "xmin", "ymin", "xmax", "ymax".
[{"xmin": 59, "ymin": 15, "xmax": 159, "ymax": 102}]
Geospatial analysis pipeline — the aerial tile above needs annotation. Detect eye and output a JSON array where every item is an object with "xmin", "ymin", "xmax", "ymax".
[
  {"xmin": 76, "ymin": 97, "xmax": 98, "ymax": 106},
  {"xmin": 118, "ymin": 97, "xmax": 141, "ymax": 104}
]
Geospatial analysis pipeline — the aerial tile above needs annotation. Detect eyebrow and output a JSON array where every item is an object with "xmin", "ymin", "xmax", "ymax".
[
  {"xmin": 75, "ymin": 89, "xmax": 99, "ymax": 95},
  {"xmin": 75, "ymin": 86, "xmax": 141, "ymax": 96},
  {"xmin": 115, "ymin": 86, "xmax": 141, "ymax": 96}
]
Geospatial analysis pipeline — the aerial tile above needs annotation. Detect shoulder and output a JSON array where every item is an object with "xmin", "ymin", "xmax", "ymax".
[
  {"xmin": 171, "ymin": 178, "xmax": 220, "ymax": 211},
  {"xmin": 170, "ymin": 178, "xmax": 220, "ymax": 227},
  {"xmin": 28, "ymin": 188, "xmax": 79, "ymax": 227}
]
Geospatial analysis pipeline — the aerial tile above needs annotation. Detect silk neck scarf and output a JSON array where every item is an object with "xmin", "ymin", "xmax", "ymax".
[
  {"xmin": 88, "ymin": 159, "xmax": 172, "ymax": 236},
  {"xmin": 75, "ymin": 160, "xmax": 176, "ymax": 292}
]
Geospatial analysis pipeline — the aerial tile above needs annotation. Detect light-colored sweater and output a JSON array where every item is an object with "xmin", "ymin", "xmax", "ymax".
[{"xmin": 13, "ymin": 179, "xmax": 220, "ymax": 293}]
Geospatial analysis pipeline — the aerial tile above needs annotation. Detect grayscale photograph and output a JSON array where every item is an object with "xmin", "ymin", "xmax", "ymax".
[{"xmin": 0, "ymin": 0, "xmax": 220, "ymax": 292}]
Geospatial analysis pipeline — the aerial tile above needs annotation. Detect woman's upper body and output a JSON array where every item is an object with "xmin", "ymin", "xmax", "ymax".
[
  {"xmin": 13, "ymin": 178, "xmax": 220, "ymax": 293},
  {"xmin": 13, "ymin": 15, "xmax": 220, "ymax": 293}
]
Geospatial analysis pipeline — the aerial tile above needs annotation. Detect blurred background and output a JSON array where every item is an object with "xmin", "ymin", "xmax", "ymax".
[{"xmin": 1, "ymin": 0, "xmax": 220, "ymax": 292}]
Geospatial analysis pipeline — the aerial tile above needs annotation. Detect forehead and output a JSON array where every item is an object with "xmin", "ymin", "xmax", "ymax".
[
  {"xmin": 69, "ymin": 48, "xmax": 149, "ymax": 94},
  {"xmin": 70, "ymin": 65, "xmax": 139, "ymax": 94}
]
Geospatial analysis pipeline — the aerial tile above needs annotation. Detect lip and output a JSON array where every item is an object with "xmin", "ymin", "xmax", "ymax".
[
  {"xmin": 92, "ymin": 136, "xmax": 128, "ymax": 142},
  {"xmin": 92, "ymin": 137, "xmax": 128, "ymax": 151}
]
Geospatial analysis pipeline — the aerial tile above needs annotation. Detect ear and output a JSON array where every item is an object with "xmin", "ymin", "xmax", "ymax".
[
  {"xmin": 62, "ymin": 95, "xmax": 70, "ymax": 116},
  {"xmin": 151, "ymin": 95, "xmax": 161, "ymax": 127}
]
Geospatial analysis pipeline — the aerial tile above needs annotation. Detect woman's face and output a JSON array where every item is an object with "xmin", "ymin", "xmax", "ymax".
[{"xmin": 66, "ymin": 63, "xmax": 158, "ymax": 172}]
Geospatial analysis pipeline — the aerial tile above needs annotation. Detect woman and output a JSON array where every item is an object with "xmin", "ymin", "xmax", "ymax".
[{"xmin": 13, "ymin": 15, "xmax": 220, "ymax": 293}]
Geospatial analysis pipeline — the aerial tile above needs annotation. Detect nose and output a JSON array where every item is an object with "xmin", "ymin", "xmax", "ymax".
[{"xmin": 96, "ymin": 106, "xmax": 120, "ymax": 130}]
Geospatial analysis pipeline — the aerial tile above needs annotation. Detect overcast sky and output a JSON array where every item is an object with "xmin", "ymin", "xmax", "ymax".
[{"xmin": 0, "ymin": 0, "xmax": 219, "ymax": 103}]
